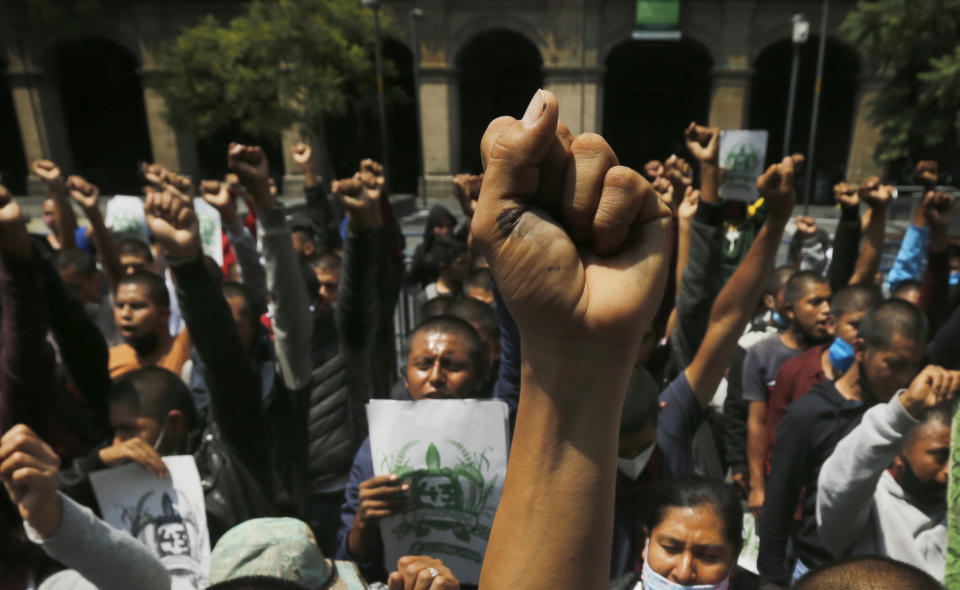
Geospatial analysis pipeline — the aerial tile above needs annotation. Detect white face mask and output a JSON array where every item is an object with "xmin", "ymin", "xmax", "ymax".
[
  {"xmin": 641, "ymin": 542, "xmax": 731, "ymax": 590},
  {"xmin": 617, "ymin": 442, "xmax": 656, "ymax": 480}
]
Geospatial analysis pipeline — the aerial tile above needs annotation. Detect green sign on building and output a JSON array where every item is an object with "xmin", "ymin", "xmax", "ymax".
[{"xmin": 633, "ymin": 0, "xmax": 681, "ymax": 40}]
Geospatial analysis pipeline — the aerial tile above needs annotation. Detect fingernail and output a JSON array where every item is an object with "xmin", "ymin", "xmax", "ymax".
[
  {"xmin": 521, "ymin": 89, "xmax": 546, "ymax": 127},
  {"xmin": 389, "ymin": 474, "xmax": 398, "ymax": 481}
]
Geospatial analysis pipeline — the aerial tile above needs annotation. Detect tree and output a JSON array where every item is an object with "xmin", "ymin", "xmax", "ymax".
[
  {"xmin": 842, "ymin": 0, "xmax": 960, "ymax": 177},
  {"xmin": 158, "ymin": 0, "xmax": 401, "ymax": 181}
]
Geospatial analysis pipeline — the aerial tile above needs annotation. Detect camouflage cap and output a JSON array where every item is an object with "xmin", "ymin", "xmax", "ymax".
[{"xmin": 207, "ymin": 518, "xmax": 366, "ymax": 590}]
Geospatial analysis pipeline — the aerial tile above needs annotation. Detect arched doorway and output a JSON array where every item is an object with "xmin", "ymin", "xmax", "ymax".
[
  {"xmin": 603, "ymin": 40, "xmax": 712, "ymax": 172},
  {"xmin": 0, "ymin": 58, "xmax": 27, "ymax": 194},
  {"xmin": 54, "ymin": 37, "xmax": 152, "ymax": 194},
  {"xmin": 457, "ymin": 30, "xmax": 543, "ymax": 174},
  {"xmin": 749, "ymin": 38, "xmax": 859, "ymax": 203}
]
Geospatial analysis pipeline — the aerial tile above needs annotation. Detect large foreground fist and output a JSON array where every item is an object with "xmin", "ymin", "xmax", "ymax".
[
  {"xmin": 144, "ymin": 189, "xmax": 200, "ymax": 260},
  {"xmin": 472, "ymin": 89, "xmax": 671, "ymax": 353},
  {"xmin": 0, "ymin": 425, "xmax": 61, "ymax": 537}
]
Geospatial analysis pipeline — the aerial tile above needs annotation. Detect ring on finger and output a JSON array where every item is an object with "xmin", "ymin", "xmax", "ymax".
[{"xmin": 427, "ymin": 567, "xmax": 439, "ymax": 578}]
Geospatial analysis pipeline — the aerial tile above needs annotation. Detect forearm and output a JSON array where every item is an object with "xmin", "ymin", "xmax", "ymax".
[
  {"xmin": 747, "ymin": 402, "xmax": 768, "ymax": 491},
  {"xmin": 336, "ymin": 223, "xmax": 382, "ymax": 350},
  {"xmin": 827, "ymin": 206, "xmax": 862, "ymax": 291},
  {"xmin": 257, "ymin": 205, "xmax": 312, "ymax": 390},
  {"xmin": 224, "ymin": 216, "xmax": 267, "ymax": 308},
  {"xmin": 50, "ymin": 185, "xmax": 78, "ymax": 249},
  {"xmin": 480, "ymin": 348, "xmax": 633, "ymax": 590},
  {"xmin": 672, "ymin": 202, "xmax": 723, "ymax": 366},
  {"xmin": 675, "ymin": 218, "xmax": 691, "ymax": 297},
  {"xmin": 83, "ymin": 206, "xmax": 122, "ymax": 289},
  {"xmin": 849, "ymin": 205, "xmax": 886, "ymax": 286},
  {"xmin": 699, "ymin": 161, "xmax": 719, "ymax": 204},
  {"xmin": 886, "ymin": 224, "xmax": 929, "ymax": 289},
  {"xmin": 686, "ymin": 219, "xmax": 786, "ymax": 402}
]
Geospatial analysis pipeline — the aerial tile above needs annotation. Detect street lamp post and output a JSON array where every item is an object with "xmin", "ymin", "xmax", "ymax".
[
  {"xmin": 802, "ymin": 0, "xmax": 830, "ymax": 215},
  {"xmin": 783, "ymin": 14, "xmax": 809, "ymax": 160},
  {"xmin": 409, "ymin": 8, "xmax": 427, "ymax": 207},
  {"xmin": 363, "ymin": 0, "xmax": 391, "ymax": 192}
]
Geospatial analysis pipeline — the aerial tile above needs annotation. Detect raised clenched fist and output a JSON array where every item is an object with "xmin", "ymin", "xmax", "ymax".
[
  {"xmin": 899, "ymin": 365, "xmax": 960, "ymax": 419},
  {"xmin": 833, "ymin": 181, "xmax": 859, "ymax": 209},
  {"xmin": 228, "ymin": 143, "xmax": 273, "ymax": 206},
  {"xmin": 684, "ymin": 122, "xmax": 719, "ymax": 164},
  {"xmin": 292, "ymin": 142, "xmax": 312, "ymax": 167},
  {"xmin": 333, "ymin": 173, "xmax": 382, "ymax": 229},
  {"xmin": 360, "ymin": 158, "xmax": 384, "ymax": 179},
  {"xmin": 643, "ymin": 160, "xmax": 664, "ymax": 182},
  {"xmin": 664, "ymin": 154, "xmax": 693, "ymax": 193},
  {"xmin": 200, "ymin": 179, "xmax": 237, "ymax": 222},
  {"xmin": 795, "ymin": 215, "xmax": 817, "ymax": 240},
  {"xmin": 915, "ymin": 160, "xmax": 939, "ymax": 190},
  {"xmin": 143, "ymin": 188, "xmax": 200, "ymax": 260},
  {"xmin": 471, "ymin": 89, "xmax": 671, "ymax": 361},
  {"xmin": 677, "ymin": 186, "xmax": 700, "ymax": 221},
  {"xmin": 0, "ymin": 186, "xmax": 30, "ymax": 258},
  {"xmin": 921, "ymin": 191, "xmax": 955, "ymax": 229},
  {"xmin": 857, "ymin": 177, "xmax": 894, "ymax": 209},
  {"xmin": 31, "ymin": 160, "xmax": 63, "ymax": 187},
  {"xmin": 142, "ymin": 162, "xmax": 169, "ymax": 187},
  {"xmin": 453, "ymin": 173, "xmax": 483, "ymax": 218},
  {"xmin": 65, "ymin": 175, "xmax": 100, "ymax": 211},
  {"xmin": 756, "ymin": 154, "xmax": 802, "ymax": 222}
]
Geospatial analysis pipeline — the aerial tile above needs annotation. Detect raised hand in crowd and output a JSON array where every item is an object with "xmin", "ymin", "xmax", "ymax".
[
  {"xmin": 684, "ymin": 122, "xmax": 720, "ymax": 203},
  {"xmin": 915, "ymin": 159, "xmax": 939, "ymax": 191},
  {"xmin": 144, "ymin": 188, "xmax": 201, "ymax": 261},
  {"xmin": 33, "ymin": 159, "xmax": 77, "ymax": 250},
  {"xmin": 452, "ymin": 173, "xmax": 483, "ymax": 219},
  {"xmin": 200, "ymin": 179, "xmax": 237, "ymax": 223},
  {"xmin": 677, "ymin": 186, "xmax": 700, "ymax": 222},
  {"xmin": 642, "ymin": 159, "xmax": 663, "ymax": 182},
  {"xmin": 473, "ymin": 89, "xmax": 670, "ymax": 590},
  {"xmin": 32, "ymin": 159, "xmax": 64, "ymax": 191},
  {"xmin": 292, "ymin": 141, "xmax": 318, "ymax": 189},
  {"xmin": 388, "ymin": 555, "xmax": 460, "ymax": 590},
  {"xmin": 332, "ymin": 173, "xmax": 383, "ymax": 230},
  {"xmin": 348, "ymin": 475, "xmax": 413, "ymax": 564},
  {"xmin": 96, "ymin": 436, "xmax": 168, "ymax": 478},
  {"xmin": 858, "ymin": 176, "xmax": 894, "ymax": 210},
  {"xmin": 65, "ymin": 175, "xmax": 99, "ymax": 211},
  {"xmin": 0, "ymin": 185, "xmax": 31, "ymax": 258},
  {"xmin": 651, "ymin": 175, "xmax": 674, "ymax": 211},
  {"xmin": 0, "ymin": 424, "xmax": 62, "ymax": 537},
  {"xmin": 795, "ymin": 215, "xmax": 817, "ymax": 240},
  {"xmin": 834, "ymin": 180, "xmax": 860, "ymax": 210},
  {"xmin": 663, "ymin": 154, "xmax": 693, "ymax": 199},
  {"xmin": 229, "ymin": 143, "xmax": 275, "ymax": 207},
  {"xmin": 899, "ymin": 365, "xmax": 960, "ymax": 419}
]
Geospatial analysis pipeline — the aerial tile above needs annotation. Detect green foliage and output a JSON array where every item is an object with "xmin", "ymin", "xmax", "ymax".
[
  {"xmin": 159, "ymin": 0, "xmax": 399, "ymax": 140},
  {"xmin": 842, "ymin": 0, "xmax": 960, "ymax": 163}
]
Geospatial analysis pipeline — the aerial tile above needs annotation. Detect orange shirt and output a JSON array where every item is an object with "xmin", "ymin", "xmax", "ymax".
[{"xmin": 109, "ymin": 328, "xmax": 192, "ymax": 380}]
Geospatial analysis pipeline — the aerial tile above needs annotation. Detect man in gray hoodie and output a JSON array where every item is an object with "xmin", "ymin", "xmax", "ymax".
[{"xmin": 816, "ymin": 365, "xmax": 958, "ymax": 582}]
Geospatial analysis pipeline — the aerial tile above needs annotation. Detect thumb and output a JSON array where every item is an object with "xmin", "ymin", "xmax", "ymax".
[{"xmin": 474, "ymin": 89, "xmax": 559, "ymax": 252}]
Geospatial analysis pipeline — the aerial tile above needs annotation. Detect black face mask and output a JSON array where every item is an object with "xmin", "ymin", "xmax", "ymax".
[
  {"xmin": 125, "ymin": 331, "xmax": 160, "ymax": 357},
  {"xmin": 897, "ymin": 456, "xmax": 946, "ymax": 508}
]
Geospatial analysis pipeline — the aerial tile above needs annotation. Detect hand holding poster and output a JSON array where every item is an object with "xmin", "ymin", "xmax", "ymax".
[
  {"xmin": 105, "ymin": 195, "xmax": 149, "ymax": 242},
  {"xmin": 90, "ymin": 455, "xmax": 210, "ymax": 590},
  {"xmin": 719, "ymin": 130, "xmax": 769, "ymax": 202},
  {"xmin": 367, "ymin": 399, "xmax": 510, "ymax": 585}
]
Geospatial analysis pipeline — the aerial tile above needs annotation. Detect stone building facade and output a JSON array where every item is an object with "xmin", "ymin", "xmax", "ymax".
[{"xmin": 0, "ymin": 0, "xmax": 882, "ymax": 201}]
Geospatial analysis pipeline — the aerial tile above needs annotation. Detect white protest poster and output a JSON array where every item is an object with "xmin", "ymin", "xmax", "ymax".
[
  {"xmin": 90, "ymin": 455, "xmax": 210, "ymax": 590},
  {"xmin": 367, "ymin": 399, "xmax": 510, "ymax": 585},
  {"xmin": 719, "ymin": 130, "xmax": 768, "ymax": 202},
  {"xmin": 192, "ymin": 197, "xmax": 223, "ymax": 266},
  {"xmin": 737, "ymin": 511, "xmax": 760, "ymax": 574},
  {"xmin": 105, "ymin": 195, "xmax": 148, "ymax": 242}
]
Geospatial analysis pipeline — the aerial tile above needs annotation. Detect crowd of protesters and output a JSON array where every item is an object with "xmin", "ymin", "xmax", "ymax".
[{"xmin": 0, "ymin": 87, "xmax": 957, "ymax": 590}]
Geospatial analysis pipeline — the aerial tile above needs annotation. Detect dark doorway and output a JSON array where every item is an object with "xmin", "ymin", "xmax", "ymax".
[
  {"xmin": 749, "ymin": 38, "xmax": 859, "ymax": 204},
  {"xmin": 457, "ymin": 30, "xmax": 543, "ymax": 174},
  {"xmin": 55, "ymin": 38, "xmax": 153, "ymax": 194},
  {"xmin": 0, "ymin": 58, "xmax": 27, "ymax": 194},
  {"xmin": 603, "ymin": 40, "xmax": 712, "ymax": 172}
]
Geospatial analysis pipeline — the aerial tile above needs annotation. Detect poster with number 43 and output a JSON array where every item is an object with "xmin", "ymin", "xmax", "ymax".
[
  {"xmin": 367, "ymin": 399, "xmax": 510, "ymax": 586},
  {"xmin": 719, "ymin": 130, "xmax": 769, "ymax": 202}
]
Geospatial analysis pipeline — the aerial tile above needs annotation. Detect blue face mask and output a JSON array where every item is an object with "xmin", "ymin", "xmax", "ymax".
[
  {"xmin": 641, "ymin": 549, "xmax": 731, "ymax": 590},
  {"xmin": 950, "ymin": 271, "xmax": 959, "ymax": 286},
  {"xmin": 771, "ymin": 310, "xmax": 787, "ymax": 329},
  {"xmin": 828, "ymin": 337, "xmax": 855, "ymax": 375}
]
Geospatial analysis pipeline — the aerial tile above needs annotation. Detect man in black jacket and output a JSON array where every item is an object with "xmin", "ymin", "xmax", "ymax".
[{"xmin": 757, "ymin": 299, "xmax": 927, "ymax": 586}]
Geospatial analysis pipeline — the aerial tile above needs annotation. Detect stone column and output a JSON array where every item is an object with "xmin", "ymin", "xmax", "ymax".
[
  {"xmin": 7, "ymin": 67, "xmax": 73, "ymax": 195},
  {"xmin": 708, "ymin": 67, "xmax": 752, "ymax": 131},
  {"xmin": 543, "ymin": 67, "xmax": 602, "ymax": 136},
  {"xmin": 845, "ymin": 75, "xmax": 886, "ymax": 182},
  {"xmin": 139, "ymin": 67, "xmax": 199, "ymax": 180},
  {"xmin": 419, "ymin": 66, "xmax": 458, "ymax": 201}
]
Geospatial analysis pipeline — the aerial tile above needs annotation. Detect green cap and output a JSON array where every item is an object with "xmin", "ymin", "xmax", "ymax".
[{"xmin": 207, "ymin": 518, "xmax": 365, "ymax": 590}]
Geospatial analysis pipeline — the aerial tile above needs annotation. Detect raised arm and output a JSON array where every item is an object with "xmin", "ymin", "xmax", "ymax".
[
  {"xmin": 65, "ymin": 175, "xmax": 123, "ymax": 290},
  {"xmin": 847, "ymin": 178, "xmax": 892, "ymax": 286},
  {"xmin": 144, "ymin": 182, "xmax": 267, "ymax": 480},
  {"xmin": 919, "ymin": 191, "xmax": 954, "ymax": 330},
  {"xmin": 683, "ymin": 156, "xmax": 799, "ymax": 406},
  {"xmin": 32, "ymin": 159, "xmax": 77, "ymax": 250},
  {"xmin": 826, "ymin": 181, "xmax": 862, "ymax": 290},
  {"xmin": 474, "ymin": 90, "xmax": 671, "ymax": 590},
  {"xmin": 0, "ymin": 187, "xmax": 56, "ymax": 436}
]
